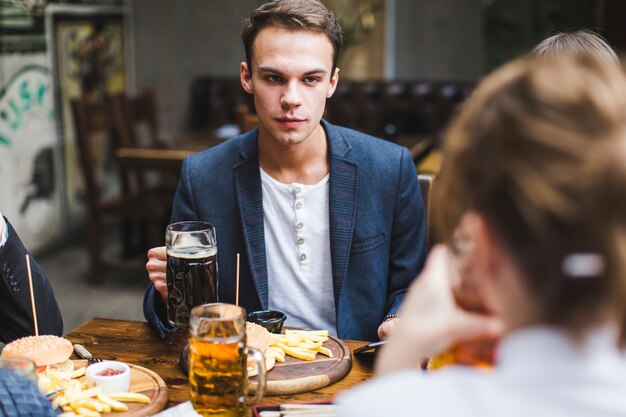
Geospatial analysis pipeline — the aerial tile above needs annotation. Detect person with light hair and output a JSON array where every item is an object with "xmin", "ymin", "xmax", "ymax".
[
  {"xmin": 339, "ymin": 55, "xmax": 626, "ymax": 416},
  {"xmin": 531, "ymin": 29, "xmax": 619, "ymax": 64}
]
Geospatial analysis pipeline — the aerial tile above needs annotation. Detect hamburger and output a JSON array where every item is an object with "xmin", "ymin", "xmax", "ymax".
[
  {"xmin": 1, "ymin": 335, "xmax": 74, "ymax": 373},
  {"xmin": 246, "ymin": 322, "xmax": 275, "ymax": 377}
]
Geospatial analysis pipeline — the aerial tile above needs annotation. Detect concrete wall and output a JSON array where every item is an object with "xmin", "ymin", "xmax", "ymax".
[
  {"xmin": 129, "ymin": 0, "xmax": 259, "ymax": 137},
  {"xmin": 390, "ymin": 0, "xmax": 482, "ymax": 80}
]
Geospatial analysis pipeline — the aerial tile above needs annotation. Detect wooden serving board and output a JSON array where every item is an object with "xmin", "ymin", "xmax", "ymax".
[
  {"xmin": 179, "ymin": 335, "xmax": 352, "ymax": 396},
  {"xmin": 72, "ymin": 360, "xmax": 168, "ymax": 416}
]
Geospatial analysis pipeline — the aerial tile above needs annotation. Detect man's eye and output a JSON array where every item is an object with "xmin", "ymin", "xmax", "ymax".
[
  {"xmin": 304, "ymin": 77, "xmax": 320, "ymax": 84},
  {"xmin": 265, "ymin": 75, "xmax": 282, "ymax": 83}
]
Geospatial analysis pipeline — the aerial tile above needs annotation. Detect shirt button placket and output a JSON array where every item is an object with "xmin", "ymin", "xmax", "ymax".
[{"xmin": 293, "ymin": 185, "xmax": 307, "ymax": 264}]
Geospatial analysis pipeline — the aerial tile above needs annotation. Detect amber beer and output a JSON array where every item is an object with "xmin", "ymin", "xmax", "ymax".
[
  {"xmin": 166, "ymin": 246, "xmax": 218, "ymax": 327},
  {"xmin": 189, "ymin": 304, "xmax": 267, "ymax": 417},
  {"xmin": 166, "ymin": 221, "xmax": 218, "ymax": 327},
  {"xmin": 429, "ymin": 273, "xmax": 497, "ymax": 370},
  {"xmin": 189, "ymin": 333, "xmax": 247, "ymax": 417}
]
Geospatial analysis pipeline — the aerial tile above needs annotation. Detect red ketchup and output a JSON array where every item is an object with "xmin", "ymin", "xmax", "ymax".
[{"xmin": 96, "ymin": 368, "xmax": 124, "ymax": 376}]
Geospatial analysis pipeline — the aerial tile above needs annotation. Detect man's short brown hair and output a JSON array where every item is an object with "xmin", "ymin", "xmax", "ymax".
[{"xmin": 242, "ymin": 0, "xmax": 343, "ymax": 74}]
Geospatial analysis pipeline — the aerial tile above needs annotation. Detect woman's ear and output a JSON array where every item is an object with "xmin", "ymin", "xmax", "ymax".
[{"xmin": 455, "ymin": 212, "xmax": 502, "ymax": 311}]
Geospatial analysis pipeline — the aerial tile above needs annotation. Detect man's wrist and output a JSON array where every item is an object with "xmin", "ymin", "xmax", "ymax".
[{"xmin": 384, "ymin": 314, "xmax": 399, "ymax": 322}]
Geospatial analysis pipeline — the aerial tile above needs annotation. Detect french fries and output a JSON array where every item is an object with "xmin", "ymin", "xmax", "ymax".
[
  {"xmin": 107, "ymin": 392, "xmax": 151, "ymax": 404},
  {"xmin": 268, "ymin": 329, "xmax": 333, "ymax": 362},
  {"xmin": 38, "ymin": 364, "xmax": 151, "ymax": 417}
]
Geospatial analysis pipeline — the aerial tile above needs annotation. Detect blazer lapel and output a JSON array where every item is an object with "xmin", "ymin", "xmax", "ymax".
[
  {"xmin": 233, "ymin": 130, "xmax": 269, "ymax": 308},
  {"xmin": 326, "ymin": 121, "xmax": 358, "ymax": 307}
]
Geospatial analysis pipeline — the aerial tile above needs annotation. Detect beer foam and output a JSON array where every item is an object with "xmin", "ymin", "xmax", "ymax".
[{"xmin": 167, "ymin": 246, "xmax": 217, "ymax": 259}]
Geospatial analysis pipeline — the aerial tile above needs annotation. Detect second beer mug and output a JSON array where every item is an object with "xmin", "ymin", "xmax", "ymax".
[
  {"xmin": 189, "ymin": 303, "xmax": 267, "ymax": 417},
  {"xmin": 166, "ymin": 221, "xmax": 219, "ymax": 327}
]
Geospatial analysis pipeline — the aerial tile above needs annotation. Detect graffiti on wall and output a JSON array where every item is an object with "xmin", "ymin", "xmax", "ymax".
[{"xmin": 0, "ymin": 64, "xmax": 61, "ymax": 249}]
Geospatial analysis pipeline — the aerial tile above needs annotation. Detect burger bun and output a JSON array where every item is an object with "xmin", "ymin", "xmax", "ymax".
[
  {"xmin": 1, "ymin": 335, "xmax": 73, "ymax": 370},
  {"xmin": 245, "ymin": 322, "xmax": 275, "ymax": 376}
]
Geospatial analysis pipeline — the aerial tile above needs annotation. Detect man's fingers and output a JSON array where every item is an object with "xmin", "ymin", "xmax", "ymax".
[
  {"xmin": 146, "ymin": 259, "xmax": 166, "ymax": 273},
  {"xmin": 155, "ymin": 280, "xmax": 167, "ymax": 294},
  {"xmin": 147, "ymin": 246, "xmax": 167, "ymax": 261},
  {"xmin": 377, "ymin": 319, "xmax": 398, "ymax": 340}
]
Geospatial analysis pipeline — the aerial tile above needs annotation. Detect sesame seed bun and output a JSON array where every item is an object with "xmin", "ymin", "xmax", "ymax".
[
  {"xmin": 1, "ymin": 335, "xmax": 73, "ymax": 367},
  {"xmin": 246, "ymin": 322, "xmax": 275, "ymax": 375},
  {"xmin": 246, "ymin": 322, "xmax": 271, "ymax": 353}
]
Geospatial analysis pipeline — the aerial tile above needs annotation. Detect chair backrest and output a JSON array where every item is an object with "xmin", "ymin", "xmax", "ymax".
[
  {"xmin": 71, "ymin": 96, "xmax": 117, "ymax": 210},
  {"xmin": 235, "ymin": 104, "xmax": 259, "ymax": 133},
  {"xmin": 418, "ymin": 173, "xmax": 436, "ymax": 249},
  {"xmin": 110, "ymin": 88, "xmax": 163, "ymax": 149}
]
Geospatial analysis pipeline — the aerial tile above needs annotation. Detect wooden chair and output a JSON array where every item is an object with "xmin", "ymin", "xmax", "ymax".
[
  {"xmin": 110, "ymin": 88, "xmax": 166, "ymax": 149},
  {"xmin": 71, "ymin": 95, "xmax": 171, "ymax": 283},
  {"xmin": 235, "ymin": 104, "xmax": 259, "ymax": 133},
  {"xmin": 109, "ymin": 89, "xmax": 177, "ymax": 194},
  {"xmin": 418, "ymin": 173, "xmax": 436, "ymax": 249}
]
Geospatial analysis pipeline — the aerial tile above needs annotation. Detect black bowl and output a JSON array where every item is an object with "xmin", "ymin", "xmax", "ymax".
[{"xmin": 247, "ymin": 310, "xmax": 287, "ymax": 334}]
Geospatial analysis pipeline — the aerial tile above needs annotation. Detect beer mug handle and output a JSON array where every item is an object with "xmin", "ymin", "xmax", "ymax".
[{"xmin": 246, "ymin": 347, "xmax": 266, "ymax": 405}]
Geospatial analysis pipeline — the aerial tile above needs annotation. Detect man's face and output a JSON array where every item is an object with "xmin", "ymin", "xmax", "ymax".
[{"xmin": 240, "ymin": 26, "xmax": 339, "ymax": 148}]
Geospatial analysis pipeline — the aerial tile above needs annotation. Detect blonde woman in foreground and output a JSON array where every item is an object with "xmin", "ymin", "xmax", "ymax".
[{"xmin": 339, "ymin": 56, "xmax": 626, "ymax": 416}]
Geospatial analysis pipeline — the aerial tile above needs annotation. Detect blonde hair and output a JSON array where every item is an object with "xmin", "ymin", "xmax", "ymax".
[
  {"xmin": 434, "ymin": 56, "xmax": 626, "ymax": 342},
  {"xmin": 531, "ymin": 30, "xmax": 619, "ymax": 65}
]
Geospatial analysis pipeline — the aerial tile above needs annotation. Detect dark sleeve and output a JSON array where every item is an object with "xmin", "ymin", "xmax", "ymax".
[
  {"xmin": 0, "ymin": 218, "xmax": 63, "ymax": 343},
  {"xmin": 385, "ymin": 148, "xmax": 427, "ymax": 316},
  {"xmin": 143, "ymin": 284, "xmax": 177, "ymax": 339},
  {"xmin": 142, "ymin": 156, "xmax": 195, "ymax": 337}
]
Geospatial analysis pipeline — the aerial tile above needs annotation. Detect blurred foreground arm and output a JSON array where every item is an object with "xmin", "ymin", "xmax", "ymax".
[{"xmin": 0, "ymin": 216, "xmax": 63, "ymax": 343}]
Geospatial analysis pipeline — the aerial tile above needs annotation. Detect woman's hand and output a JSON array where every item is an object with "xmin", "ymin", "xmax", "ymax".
[{"xmin": 375, "ymin": 245, "xmax": 503, "ymax": 376}]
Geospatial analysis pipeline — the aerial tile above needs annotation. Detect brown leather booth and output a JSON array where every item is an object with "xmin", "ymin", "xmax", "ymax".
[{"xmin": 188, "ymin": 76, "xmax": 473, "ymax": 143}]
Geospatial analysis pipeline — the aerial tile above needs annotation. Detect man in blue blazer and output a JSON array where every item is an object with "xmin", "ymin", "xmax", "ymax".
[
  {"xmin": 144, "ymin": 0, "xmax": 426, "ymax": 341},
  {"xmin": 0, "ymin": 215, "xmax": 63, "ymax": 343}
]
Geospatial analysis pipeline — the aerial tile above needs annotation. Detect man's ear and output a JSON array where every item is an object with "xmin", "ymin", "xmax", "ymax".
[
  {"xmin": 240, "ymin": 61, "xmax": 253, "ymax": 94},
  {"xmin": 327, "ymin": 67, "xmax": 340, "ymax": 98}
]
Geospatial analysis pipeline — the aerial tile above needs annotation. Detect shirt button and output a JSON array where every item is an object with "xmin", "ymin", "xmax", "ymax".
[
  {"xmin": 295, "ymin": 202, "xmax": 302, "ymax": 210},
  {"xmin": 294, "ymin": 187, "xmax": 301, "ymax": 194},
  {"xmin": 296, "ymin": 222, "xmax": 303, "ymax": 230},
  {"xmin": 297, "ymin": 238, "xmax": 305, "ymax": 245},
  {"xmin": 300, "ymin": 254, "xmax": 307, "ymax": 261}
]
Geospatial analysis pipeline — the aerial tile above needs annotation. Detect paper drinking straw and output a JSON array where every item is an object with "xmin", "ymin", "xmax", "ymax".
[
  {"xmin": 25, "ymin": 255, "xmax": 39, "ymax": 336},
  {"xmin": 236, "ymin": 253, "xmax": 240, "ymax": 306}
]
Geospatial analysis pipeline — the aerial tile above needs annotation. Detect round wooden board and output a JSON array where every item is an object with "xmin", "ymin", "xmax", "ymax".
[
  {"xmin": 180, "ymin": 335, "xmax": 352, "ymax": 396},
  {"xmin": 72, "ymin": 360, "xmax": 168, "ymax": 416}
]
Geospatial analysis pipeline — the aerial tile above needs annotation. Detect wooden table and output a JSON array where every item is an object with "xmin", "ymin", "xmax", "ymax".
[
  {"xmin": 116, "ymin": 147, "xmax": 194, "ymax": 171},
  {"xmin": 66, "ymin": 318, "xmax": 375, "ymax": 409}
]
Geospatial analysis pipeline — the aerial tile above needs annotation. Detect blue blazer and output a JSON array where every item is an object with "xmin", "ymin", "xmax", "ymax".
[
  {"xmin": 144, "ymin": 121, "xmax": 427, "ymax": 341},
  {"xmin": 0, "ymin": 218, "xmax": 63, "ymax": 343}
]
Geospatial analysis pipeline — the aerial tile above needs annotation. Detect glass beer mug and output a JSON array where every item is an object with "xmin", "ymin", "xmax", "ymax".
[
  {"xmin": 189, "ymin": 303, "xmax": 267, "ymax": 417},
  {"xmin": 166, "ymin": 221, "xmax": 219, "ymax": 327}
]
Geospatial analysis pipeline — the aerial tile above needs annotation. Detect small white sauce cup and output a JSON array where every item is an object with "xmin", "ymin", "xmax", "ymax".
[{"xmin": 85, "ymin": 360, "xmax": 131, "ymax": 393}]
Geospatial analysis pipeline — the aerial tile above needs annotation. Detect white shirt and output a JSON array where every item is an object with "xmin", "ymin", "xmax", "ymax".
[
  {"xmin": 260, "ymin": 168, "xmax": 337, "ymax": 335},
  {"xmin": 0, "ymin": 212, "xmax": 7, "ymax": 248},
  {"xmin": 338, "ymin": 326, "xmax": 626, "ymax": 417}
]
